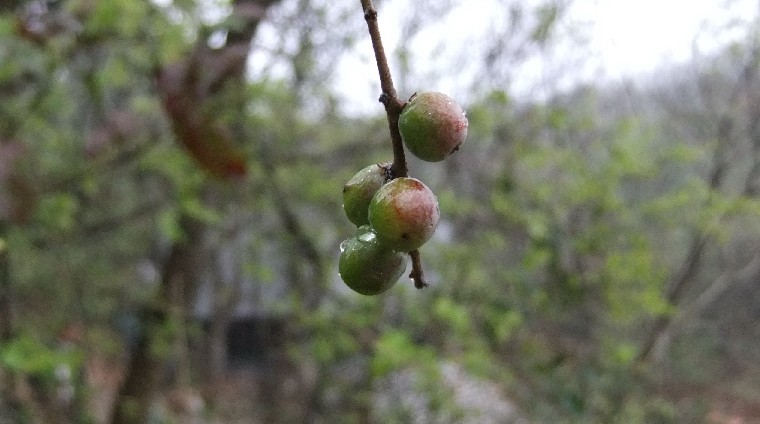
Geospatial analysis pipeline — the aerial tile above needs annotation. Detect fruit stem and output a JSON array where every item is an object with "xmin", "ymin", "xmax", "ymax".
[
  {"xmin": 409, "ymin": 250, "xmax": 428, "ymax": 289},
  {"xmin": 361, "ymin": 0, "xmax": 428, "ymax": 289}
]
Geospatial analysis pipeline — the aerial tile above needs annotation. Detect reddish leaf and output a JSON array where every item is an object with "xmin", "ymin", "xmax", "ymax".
[{"xmin": 157, "ymin": 63, "xmax": 248, "ymax": 180}]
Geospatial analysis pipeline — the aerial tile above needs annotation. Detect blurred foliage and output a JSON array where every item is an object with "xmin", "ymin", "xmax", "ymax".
[
  {"xmin": 1, "ymin": 335, "xmax": 82, "ymax": 379},
  {"xmin": 1, "ymin": 0, "xmax": 760, "ymax": 423}
]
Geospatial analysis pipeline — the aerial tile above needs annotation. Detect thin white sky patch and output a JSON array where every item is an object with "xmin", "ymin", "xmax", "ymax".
[
  {"xmin": 327, "ymin": 0, "xmax": 759, "ymax": 115},
  {"xmin": 574, "ymin": 0, "xmax": 759, "ymax": 79}
]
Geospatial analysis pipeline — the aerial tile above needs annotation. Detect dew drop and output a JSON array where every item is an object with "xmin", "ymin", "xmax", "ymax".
[{"xmin": 358, "ymin": 231, "xmax": 376, "ymax": 243}]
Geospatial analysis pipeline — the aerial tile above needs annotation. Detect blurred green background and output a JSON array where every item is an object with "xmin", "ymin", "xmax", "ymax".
[{"xmin": 1, "ymin": 0, "xmax": 760, "ymax": 422}]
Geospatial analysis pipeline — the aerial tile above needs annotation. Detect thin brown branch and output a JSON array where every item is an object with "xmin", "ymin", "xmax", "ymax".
[
  {"xmin": 0, "ymin": 223, "xmax": 12, "ymax": 342},
  {"xmin": 409, "ymin": 250, "xmax": 428, "ymax": 289},
  {"xmin": 360, "ymin": 0, "xmax": 428, "ymax": 288},
  {"xmin": 674, "ymin": 254, "xmax": 760, "ymax": 329},
  {"xmin": 380, "ymin": 93, "xmax": 409, "ymax": 179},
  {"xmin": 360, "ymin": 0, "xmax": 408, "ymax": 179},
  {"xmin": 260, "ymin": 155, "xmax": 327, "ymax": 307},
  {"xmin": 636, "ymin": 233, "xmax": 708, "ymax": 362},
  {"xmin": 113, "ymin": 215, "xmax": 203, "ymax": 424},
  {"xmin": 360, "ymin": 2, "xmax": 395, "ymax": 99},
  {"xmin": 637, "ymin": 47, "xmax": 760, "ymax": 363},
  {"xmin": 82, "ymin": 200, "xmax": 164, "ymax": 237}
]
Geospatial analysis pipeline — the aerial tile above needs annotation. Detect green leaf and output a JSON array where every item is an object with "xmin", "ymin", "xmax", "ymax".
[
  {"xmin": 157, "ymin": 208, "xmax": 183, "ymax": 242},
  {"xmin": 180, "ymin": 197, "xmax": 221, "ymax": 224},
  {"xmin": 36, "ymin": 193, "xmax": 78, "ymax": 232},
  {"xmin": 371, "ymin": 331, "xmax": 435, "ymax": 378},
  {"xmin": 1, "ymin": 336, "xmax": 81, "ymax": 377}
]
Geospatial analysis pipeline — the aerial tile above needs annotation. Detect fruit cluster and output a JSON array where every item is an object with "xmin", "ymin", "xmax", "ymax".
[{"xmin": 339, "ymin": 92, "xmax": 468, "ymax": 295}]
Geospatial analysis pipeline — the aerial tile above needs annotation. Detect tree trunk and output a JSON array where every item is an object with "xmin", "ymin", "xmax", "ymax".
[
  {"xmin": 111, "ymin": 215, "xmax": 203, "ymax": 424},
  {"xmin": 112, "ymin": 1, "xmax": 281, "ymax": 420},
  {"xmin": 0, "ymin": 222, "xmax": 25, "ymax": 423},
  {"xmin": 0, "ymin": 223, "xmax": 13, "ymax": 342}
]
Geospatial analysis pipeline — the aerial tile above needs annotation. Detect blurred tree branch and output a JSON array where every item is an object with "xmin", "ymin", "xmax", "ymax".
[
  {"xmin": 112, "ymin": 214, "xmax": 204, "ymax": 424},
  {"xmin": 113, "ymin": 0, "xmax": 281, "ymax": 421},
  {"xmin": 637, "ymin": 37, "xmax": 760, "ymax": 364}
]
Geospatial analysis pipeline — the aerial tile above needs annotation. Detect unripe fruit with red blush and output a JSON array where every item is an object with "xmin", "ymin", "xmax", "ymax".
[
  {"xmin": 368, "ymin": 177, "xmax": 439, "ymax": 252},
  {"xmin": 343, "ymin": 162, "xmax": 391, "ymax": 226},
  {"xmin": 338, "ymin": 226, "xmax": 408, "ymax": 295},
  {"xmin": 398, "ymin": 92, "xmax": 468, "ymax": 162}
]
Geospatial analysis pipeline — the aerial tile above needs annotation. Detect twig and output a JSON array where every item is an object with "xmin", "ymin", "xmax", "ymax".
[
  {"xmin": 360, "ymin": 0, "xmax": 408, "ymax": 179},
  {"xmin": 409, "ymin": 250, "xmax": 428, "ymax": 289},
  {"xmin": 360, "ymin": 0, "xmax": 428, "ymax": 289}
]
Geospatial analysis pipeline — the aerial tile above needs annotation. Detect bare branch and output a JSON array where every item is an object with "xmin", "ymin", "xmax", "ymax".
[
  {"xmin": 360, "ymin": 0, "xmax": 408, "ymax": 178},
  {"xmin": 360, "ymin": 0, "xmax": 428, "ymax": 288}
]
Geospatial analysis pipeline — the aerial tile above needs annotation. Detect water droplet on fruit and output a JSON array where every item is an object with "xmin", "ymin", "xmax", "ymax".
[{"xmin": 358, "ymin": 231, "xmax": 376, "ymax": 243}]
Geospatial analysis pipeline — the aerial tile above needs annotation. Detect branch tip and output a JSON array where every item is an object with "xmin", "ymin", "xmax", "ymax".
[
  {"xmin": 409, "ymin": 250, "xmax": 428, "ymax": 289},
  {"xmin": 361, "ymin": 0, "xmax": 429, "ymax": 290}
]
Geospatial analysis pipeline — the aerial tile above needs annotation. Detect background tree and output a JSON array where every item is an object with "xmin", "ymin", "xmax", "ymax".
[{"xmin": 1, "ymin": 0, "xmax": 760, "ymax": 423}]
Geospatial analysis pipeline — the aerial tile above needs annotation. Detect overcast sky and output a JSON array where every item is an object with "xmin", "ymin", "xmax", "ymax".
[
  {"xmin": 328, "ymin": 0, "xmax": 759, "ymax": 113},
  {"xmin": 575, "ymin": 0, "xmax": 757, "ymax": 77}
]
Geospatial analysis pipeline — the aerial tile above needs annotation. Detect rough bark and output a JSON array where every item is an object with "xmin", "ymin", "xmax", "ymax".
[
  {"xmin": 111, "ymin": 1, "xmax": 281, "ymax": 420},
  {"xmin": 111, "ymin": 215, "xmax": 203, "ymax": 424}
]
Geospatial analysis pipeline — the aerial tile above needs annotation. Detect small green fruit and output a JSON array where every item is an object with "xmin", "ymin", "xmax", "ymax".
[
  {"xmin": 398, "ymin": 92, "xmax": 468, "ymax": 162},
  {"xmin": 343, "ymin": 163, "xmax": 391, "ymax": 226},
  {"xmin": 368, "ymin": 177, "xmax": 439, "ymax": 252},
  {"xmin": 338, "ymin": 226, "xmax": 408, "ymax": 295}
]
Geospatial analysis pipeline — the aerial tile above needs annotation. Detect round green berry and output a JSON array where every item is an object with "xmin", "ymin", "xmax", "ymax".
[
  {"xmin": 398, "ymin": 92, "xmax": 468, "ymax": 162},
  {"xmin": 343, "ymin": 163, "xmax": 391, "ymax": 226},
  {"xmin": 368, "ymin": 177, "xmax": 439, "ymax": 252},
  {"xmin": 338, "ymin": 226, "xmax": 408, "ymax": 295}
]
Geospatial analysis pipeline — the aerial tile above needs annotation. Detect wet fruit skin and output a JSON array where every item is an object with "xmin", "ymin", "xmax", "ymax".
[
  {"xmin": 338, "ymin": 226, "xmax": 408, "ymax": 295},
  {"xmin": 398, "ymin": 92, "xmax": 468, "ymax": 162},
  {"xmin": 368, "ymin": 177, "xmax": 440, "ymax": 252},
  {"xmin": 343, "ymin": 163, "xmax": 391, "ymax": 226}
]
